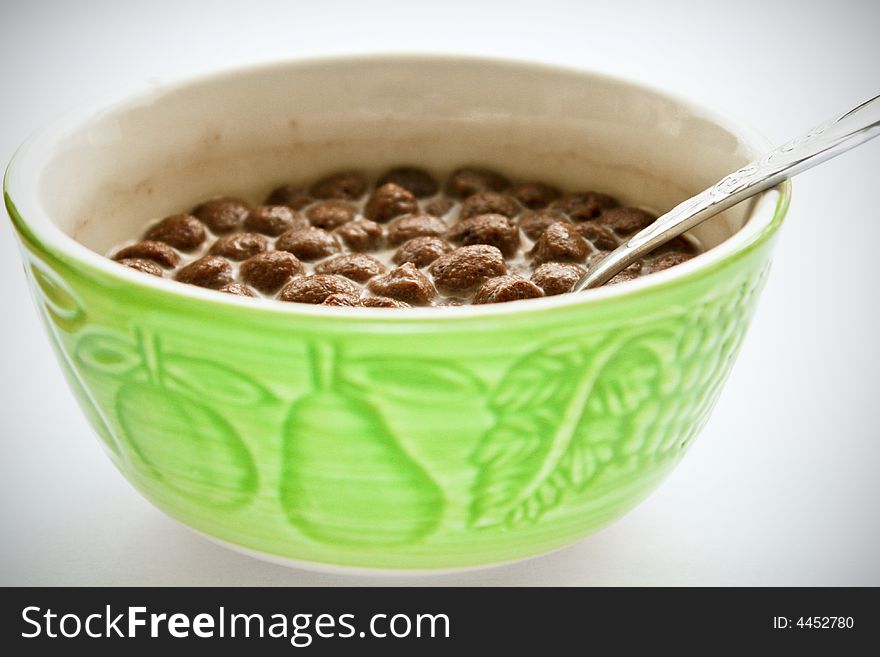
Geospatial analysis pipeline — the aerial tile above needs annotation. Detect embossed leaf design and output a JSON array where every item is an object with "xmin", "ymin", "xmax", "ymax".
[
  {"xmin": 341, "ymin": 358, "xmax": 484, "ymax": 403},
  {"xmin": 28, "ymin": 261, "xmax": 85, "ymax": 332},
  {"xmin": 470, "ymin": 334, "xmax": 670, "ymax": 530},
  {"xmin": 75, "ymin": 331, "xmax": 141, "ymax": 377},
  {"xmin": 162, "ymin": 355, "xmax": 277, "ymax": 406}
]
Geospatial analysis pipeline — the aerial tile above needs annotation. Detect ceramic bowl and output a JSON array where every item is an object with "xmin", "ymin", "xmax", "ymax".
[{"xmin": 4, "ymin": 56, "xmax": 789, "ymax": 571}]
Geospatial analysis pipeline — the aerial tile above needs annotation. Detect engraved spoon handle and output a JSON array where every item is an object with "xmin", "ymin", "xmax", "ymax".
[{"xmin": 574, "ymin": 93, "xmax": 880, "ymax": 291}]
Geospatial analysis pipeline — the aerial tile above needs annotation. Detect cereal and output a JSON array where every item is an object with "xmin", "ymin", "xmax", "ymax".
[
  {"xmin": 191, "ymin": 197, "xmax": 250, "ymax": 234},
  {"xmin": 111, "ymin": 168, "xmax": 703, "ymax": 307},
  {"xmin": 367, "ymin": 262, "xmax": 436, "ymax": 305},
  {"xmin": 459, "ymin": 192, "xmax": 521, "ymax": 220},
  {"xmin": 174, "ymin": 256, "xmax": 233, "ymax": 289},
  {"xmin": 509, "ymin": 182, "xmax": 560, "ymax": 209},
  {"xmin": 264, "ymin": 185, "xmax": 313, "ymax": 210},
  {"xmin": 306, "ymin": 201, "xmax": 357, "ymax": 230},
  {"xmin": 530, "ymin": 262, "xmax": 586, "ymax": 296},
  {"xmin": 245, "ymin": 205, "xmax": 306, "ymax": 236},
  {"xmin": 276, "ymin": 227, "xmax": 341, "ymax": 261},
  {"xmin": 430, "ymin": 244, "xmax": 506, "ymax": 294},
  {"xmin": 517, "ymin": 210, "xmax": 572, "ymax": 241},
  {"xmin": 321, "ymin": 292, "xmax": 361, "ymax": 307},
  {"xmin": 377, "ymin": 167, "xmax": 438, "ymax": 198},
  {"xmin": 446, "ymin": 167, "xmax": 510, "ymax": 199},
  {"xmin": 240, "ymin": 251, "xmax": 304, "ymax": 294},
  {"xmin": 113, "ymin": 241, "xmax": 180, "ymax": 268},
  {"xmin": 424, "ymin": 198, "xmax": 454, "ymax": 217},
  {"xmin": 145, "ymin": 214, "xmax": 207, "ymax": 251},
  {"xmin": 364, "ymin": 183, "xmax": 419, "ymax": 223},
  {"xmin": 446, "ymin": 213, "xmax": 520, "ymax": 258},
  {"xmin": 361, "ymin": 296, "xmax": 411, "ymax": 309},
  {"xmin": 387, "ymin": 213, "xmax": 448, "ymax": 246},
  {"xmin": 209, "ymin": 232, "xmax": 268, "ymax": 261},
  {"xmin": 473, "ymin": 276, "xmax": 544, "ymax": 304},
  {"xmin": 650, "ymin": 252, "xmax": 694, "ymax": 272},
  {"xmin": 118, "ymin": 258, "xmax": 164, "ymax": 277},
  {"xmin": 315, "ymin": 253, "xmax": 386, "ymax": 283},
  {"xmin": 529, "ymin": 221, "xmax": 591, "ymax": 265},
  {"xmin": 550, "ymin": 192, "xmax": 617, "ymax": 222},
  {"xmin": 392, "ymin": 236, "xmax": 453, "ymax": 268},
  {"xmin": 599, "ymin": 207, "xmax": 656, "ymax": 236},
  {"xmin": 310, "ymin": 171, "xmax": 368, "ymax": 200},
  {"xmin": 278, "ymin": 275, "xmax": 360, "ymax": 304},
  {"xmin": 335, "ymin": 219, "xmax": 384, "ymax": 252},
  {"xmin": 607, "ymin": 270, "xmax": 639, "ymax": 285},
  {"xmin": 219, "ymin": 283, "xmax": 257, "ymax": 297},
  {"xmin": 575, "ymin": 221, "xmax": 618, "ymax": 251}
]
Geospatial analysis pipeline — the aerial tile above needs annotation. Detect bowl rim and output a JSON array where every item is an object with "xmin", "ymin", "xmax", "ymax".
[{"xmin": 4, "ymin": 53, "xmax": 791, "ymax": 322}]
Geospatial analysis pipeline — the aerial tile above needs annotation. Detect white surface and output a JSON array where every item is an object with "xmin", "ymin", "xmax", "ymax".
[{"xmin": 1, "ymin": 0, "xmax": 878, "ymax": 586}]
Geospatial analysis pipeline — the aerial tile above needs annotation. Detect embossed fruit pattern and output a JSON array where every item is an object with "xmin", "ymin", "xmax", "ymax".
[
  {"xmin": 74, "ymin": 327, "xmax": 266, "ymax": 509},
  {"xmin": 280, "ymin": 343, "xmax": 445, "ymax": 546},
  {"xmin": 470, "ymin": 275, "xmax": 765, "ymax": 530}
]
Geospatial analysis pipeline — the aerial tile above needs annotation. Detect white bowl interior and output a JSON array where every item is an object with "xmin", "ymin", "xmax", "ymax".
[{"xmin": 20, "ymin": 57, "xmax": 775, "ymax": 263}]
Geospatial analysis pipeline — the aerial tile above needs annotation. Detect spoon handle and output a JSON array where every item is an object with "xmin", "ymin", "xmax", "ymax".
[{"xmin": 574, "ymin": 93, "xmax": 880, "ymax": 291}]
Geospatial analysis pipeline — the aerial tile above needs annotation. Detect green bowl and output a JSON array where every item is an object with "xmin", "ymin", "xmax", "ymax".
[{"xmin": 4, "ymin": 56, "xmax": 789, "ymax": 572}]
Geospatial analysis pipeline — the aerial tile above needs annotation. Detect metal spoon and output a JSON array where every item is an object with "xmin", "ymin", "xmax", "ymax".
[{"xmin": 574, "ymin": 93, "xmax": 880, "ymax": 291}]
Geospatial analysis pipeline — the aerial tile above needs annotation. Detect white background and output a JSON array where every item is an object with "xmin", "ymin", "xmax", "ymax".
[{"xmin": 1, "ymin": 0, "xmax": 878, "ymax": 586}]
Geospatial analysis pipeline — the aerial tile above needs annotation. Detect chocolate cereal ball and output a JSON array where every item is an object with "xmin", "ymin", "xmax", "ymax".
[
  {"xmin": 191, "ymin": 197, "xmax": 251, "ymax": 234},
  {"xmin": 599, "ymin": 207, "xmax": 656, "ymax": 236},
  {"xmin": 276, "ymin": 226, "xmax": 341, "ymax": 261},
  {"xmin": 240, "ymin": 251, "xmax": 304, "ymax": 294},
  {"xmin": 550, "ymin": 192, "xmax": 618, "ymax": 222},
  {"xmin": 387, "ymin": 213, "xmax": 448, "ymax": 246},
  {"xmin": 447, "ymin": 213, "xmax": 520, "ymax": 258},
  {"xmin": 424, "ymin": 198, "xmax": 454, "ymax": 217},
  {"xmin": 517, "ymin": 210, "xmax": 572, "ymax": 241},
  {"xmin": 361, "ymin": 296, "xmax": 412, "ymax": 309},
  {"xmin": 367, "ymin": 262, "xmax": 436, "ymax": 305},
  {"xmin": 264, "ymin": 185, "xmax": 313, "ymax": 210},
  {"xmin": 364, "ymin": 183, "xmax": 419, "ymax": 223},
  {"xmin": 306, "ymin": 201, "xmax": 357, "ymax": 230},
  {"xmin": 278, "ymin": 274, "xmax": 360, "ymax": 304},
  {"xmin": 430, "ymin": 244, "xmax": 506, "ymax": 294},
  {"xmin": 310, "ymin": 171, "xmax": 368, "ymax": 200},
  {"xmin": 649, "ymin": 252, "xmax": 693, "ymax": 273},
  {"xmin": 244, "ymin": 205, "xmax": 307, "ymax": 236},
  {"xmin": 321, "ymin": 292, "xmax": 361, "ymax": 307},
  {"xmin": 335, "ymin": 219, "xmax": 384, "ymax": 252},
  {"xmin": 530, "ymin": 262, "xmax": 586, "ymax": 296},
  {"xmin": 529, "ymin": 221, "xmax": 590, "ymax": 265},
  {"xmin": 315, "ymin": 253, "xmax": 386, "ymax": 283},
  {"xmin": 509, "ymin": 182, "xmax": 560, "ymax": 209},
  {"xmin": 473, "ymin": 275, "xmax": 544, "ymax": 304},
  {"xmin": 446, "ymin": 167, "xmax": 510, "ymax": 199},
  {"xmin": 459, "ymin": 192, "xmax": 521, "ymax": 220},
  {"xmin": 174, "ymin": 256, "xmax": 233, "ymax": 289},
  {"xmin": 209, "ymin": 232, "xmax": 268, "ymax": 261},
  {"xmin": 377, "ymin": 166, "xmax": 439, "ymax": 198},
  {"xmin": 145, "ymin": 214, "xmax": 206, "ymax": 251},
  {"xmin": 218, "ymin": 283, "xmax": 257, "ymax": 297},
  {"xmin": 392, "ymin": 236, "xmax": 453, "ymax": 268},
  {"xmin": 113, "ymin": 240, "xmax": 180, "ymax": 268},
  {"xmin": 576, "ymin": 221, "xmax": 618, "ymax": 251},
  {"xmin": 117, "ymin": 258, "xmax": 164, "ymax": 277}
]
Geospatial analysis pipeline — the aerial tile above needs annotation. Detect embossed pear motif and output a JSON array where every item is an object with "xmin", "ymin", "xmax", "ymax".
[
  {"xmin": 279, "ymin": 344, "xmax": 446, "ymax": 547},
  {"xmin": 74, "ymin": 327, "xmax": 264, "ymax": 508}
]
